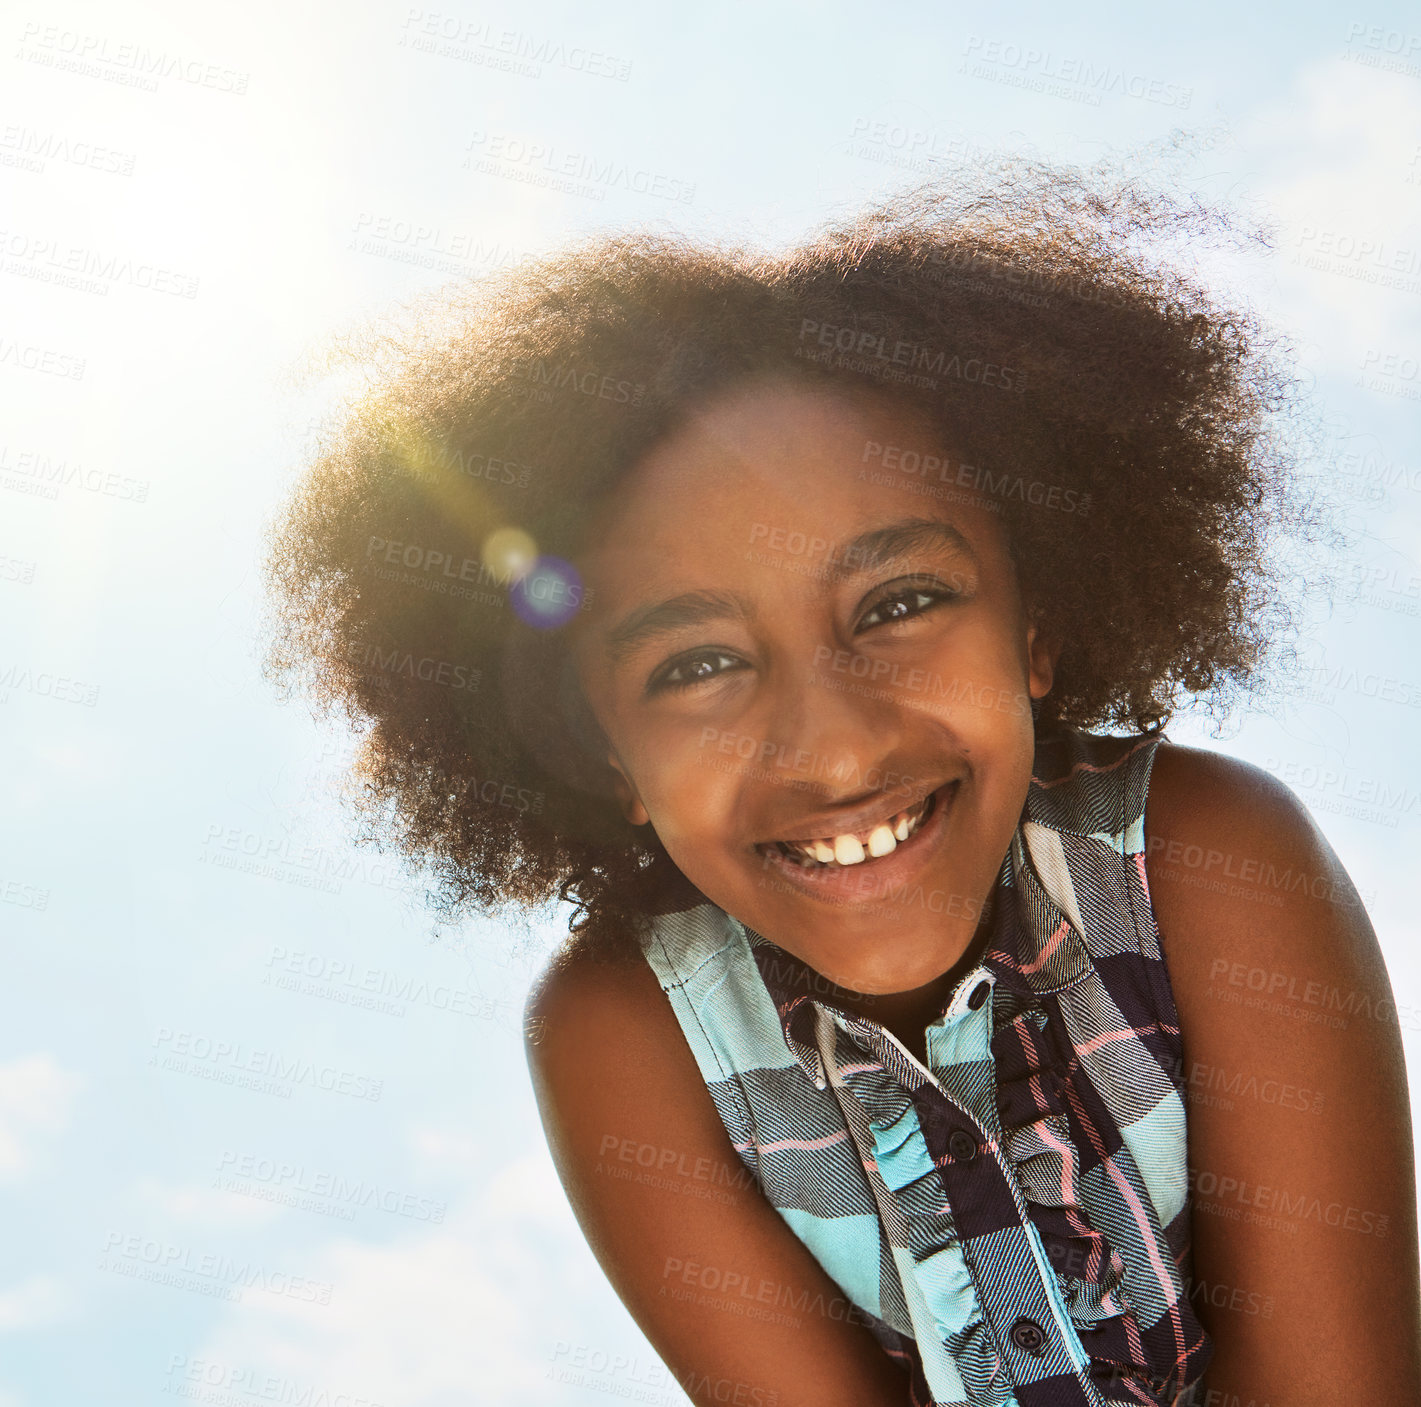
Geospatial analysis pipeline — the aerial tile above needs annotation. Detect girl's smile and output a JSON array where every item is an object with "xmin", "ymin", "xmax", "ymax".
[
  {"xmin": 753, "ymin": 775, "xmax": 961, "ymax": 897},
  {"xmin": 571, "ymin": 375, "xmax": 1059, "ymax": 997}
]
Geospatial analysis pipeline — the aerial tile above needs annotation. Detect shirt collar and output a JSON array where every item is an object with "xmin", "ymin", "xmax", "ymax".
[{"xmin": 740, "ymin": 791, "xmax": 1095, "ymax": 1086}]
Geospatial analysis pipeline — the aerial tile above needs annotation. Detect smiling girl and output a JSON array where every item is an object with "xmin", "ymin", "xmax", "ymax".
[{"xmin": 263, "ymin": 157, "xmax": 1421, "ymax": 1406}]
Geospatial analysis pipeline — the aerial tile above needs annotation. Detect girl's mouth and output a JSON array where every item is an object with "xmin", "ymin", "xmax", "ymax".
[{"xmin": 752, "ymin": 779, "xmax": 961, "ymax": 894}]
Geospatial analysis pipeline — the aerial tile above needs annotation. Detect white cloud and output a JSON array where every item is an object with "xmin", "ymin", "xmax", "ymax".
[
  {"xmin": 134, "ymin": 1173, "xmax": 283, "ymax": 1229},
  {"xmin": 193, "ymin": 1150, "xmax": 620, "ymax": 1407},
  {"xmin": 0, "ymin": 1275, "xmax": 71, "ymax": 1332},
  {"xmin": 0, "ymin": 1055, "xmax": 83, "ymax": 1181},
  {"xmin": 1235, "ymin": 56, "xmax": 1421, "ymax": 368}
]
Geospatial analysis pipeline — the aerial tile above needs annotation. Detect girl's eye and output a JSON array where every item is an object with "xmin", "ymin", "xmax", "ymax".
[
  {"xmin": 857, "ymin": 580, "xmax": 961, "ymax": 631},
  {"xmin": 644, "ymin": 580, "xmax": 963, "ymax": 693},
  {"xmin": 648, "ymin": 649, "xmax": 745, "ymax": 694}
]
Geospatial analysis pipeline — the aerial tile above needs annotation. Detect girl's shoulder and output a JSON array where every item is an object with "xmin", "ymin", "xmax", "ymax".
[
  {"xmin": 1142, "ymin": 735, "xmax": 1333, "ymax": 960},
  {"xmin": 1143, "ymin": 737, "xmax": 1319, "ymax": 886},
  {"xmin": 1139, "ymin": 734, "xmax": 1378, "ymax": 1046},
  {"xmin": 1135, "ymin": 747, "xmax": 1421, "ymax": 1392}
]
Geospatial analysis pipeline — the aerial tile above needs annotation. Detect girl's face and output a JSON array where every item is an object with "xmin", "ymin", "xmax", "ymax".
[{"xmin": 572, "ymin": 377, "xmax": 1058, "ymax": 996}]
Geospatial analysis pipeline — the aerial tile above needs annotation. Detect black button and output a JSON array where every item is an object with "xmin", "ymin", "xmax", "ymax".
[
  {"xmin": 1010, "ymin": 1317, "xmax": 1047, "ymax": 1355},
  {"xmin": 948, "ymin": 1129, "xmax": 977, "ymax": 1161},
  {"xmin": 967, "ymin": 980, "xmax": 990, "ymax": 1010}
]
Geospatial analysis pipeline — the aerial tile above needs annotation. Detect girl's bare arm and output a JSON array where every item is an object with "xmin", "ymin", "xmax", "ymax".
[
  {"xmin": 1146, "ymin": 741, "xmax": 1421, "ymax": 1405},
  {"xmin": 524, "ymin": 939, "xmax": 913, "ymax": 1407}
]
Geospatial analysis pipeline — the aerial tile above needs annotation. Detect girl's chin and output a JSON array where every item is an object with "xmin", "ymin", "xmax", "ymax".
[{"xmin": 732, "ymin": 916, "xmax": 979, "ymax": 995}]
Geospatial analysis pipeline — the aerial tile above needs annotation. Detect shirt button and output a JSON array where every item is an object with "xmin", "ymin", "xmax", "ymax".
[
  {"xmin": 948, "ymin": 1129, "xmax": 977, "ymax": 1161},
  {"xmin": 1010, "ymin": 1318, "xmax": 1047, "ymax": 1355},
  {"xmin": 967, "ymin": 979, "xmax": 990, "ymax": 1010}
]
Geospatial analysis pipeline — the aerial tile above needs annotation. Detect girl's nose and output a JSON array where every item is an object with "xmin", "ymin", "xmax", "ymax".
[{"xmin": 748, "ymin": 649, "xmax": 909, "ymax": 795}]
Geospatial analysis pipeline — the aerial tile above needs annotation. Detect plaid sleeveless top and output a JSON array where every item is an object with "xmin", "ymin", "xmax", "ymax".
[{"xmin": 637, "ymin": 724, "xmax": 1214, "ymax": 1407}]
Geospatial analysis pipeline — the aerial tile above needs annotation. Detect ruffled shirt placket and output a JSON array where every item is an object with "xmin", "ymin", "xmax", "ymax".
[{"xmin": 809, "ymin": 962, "xmax": 1104, "ymax": 1407}]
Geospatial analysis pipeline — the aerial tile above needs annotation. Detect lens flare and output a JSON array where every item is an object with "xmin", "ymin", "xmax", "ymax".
[
  {"xmin": 481, "ymin": 527, "xmax": 538, "ymax": 583},
  {"xmin": 510, "ymin": 556, "xmax": 584, "ymax": 629}
]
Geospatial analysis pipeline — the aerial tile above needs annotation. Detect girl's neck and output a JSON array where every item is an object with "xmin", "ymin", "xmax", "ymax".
[{"xmin": 831, "ymin": 889, "xmax": 1000, "ymax": 1065}]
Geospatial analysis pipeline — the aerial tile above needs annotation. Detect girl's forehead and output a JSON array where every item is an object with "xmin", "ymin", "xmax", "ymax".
[
  {"xmin": 647, "ymin": 376, "xmax": 934, "ymax": 471},
  {"xmin": 589, "ymin": 377, "xmax": 1006, "ymax": 558}
]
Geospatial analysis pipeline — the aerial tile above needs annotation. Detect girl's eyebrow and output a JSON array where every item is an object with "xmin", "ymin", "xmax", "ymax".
[
  {"xmin": 602, "ymin": 516, "xmax": 978, "ymax": 666},
  {"xmin": 823, "ymin": 517, "xmax": 978, "ymax": 586},
  {"xmin": 605, "ymin": 589, "xmax": 752, "ymax": 666}
]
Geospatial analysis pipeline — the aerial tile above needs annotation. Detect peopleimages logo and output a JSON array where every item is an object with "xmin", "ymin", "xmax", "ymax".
[
  {"xmin": 523, "ymin": 358, "xmax": 645, "ymax": 404},
  {"xmin": 99, "ymin": 1232, "xmax": 332, "ymax": 1304},
  {"xmin": 0, "ymin": 443, "xmax": 148, "ymax": 500},
  {"xmin": 796, "ymin": 319, "xmax": 1027, "ymax": 393},
  {"xmin": 0, "ymin": 123, "xmax": 137, "ymax": 176},
  {"xmin": 15, "ymin": 21, "xmax": 250, "ymax": 94},
  {"xmin": 164, "ymin": 1357, "xmax": 387, "ymax": 1407},
  {"xmin": 214, "ymin": 1150, "xmax": 447, "ymax": 1223},
  {"xmin": 859, "ymin": 441, "xmax": 1090, "ymax": 514},
  {"xmin": 399, "ymin": 11, "xmax": 633, "ymax": 80},
  {"xmin": 0, "ymin": 227, "xmax": 200, "ymax": 297},
  {"xmin": 150, "ymin": 1027, "xmax": 383, "ymax": 1102},
  {"xmin": 463, "ymin": 132, "xmax": 695, "ymax": 204},
  {"xmin": 342, "ymin": 638, "xmax": 480, "ymax": 693}
]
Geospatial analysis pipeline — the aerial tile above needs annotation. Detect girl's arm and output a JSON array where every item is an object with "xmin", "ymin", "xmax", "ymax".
[
  {"xmin": 524, "ymin": 937, "xmax": 913, "ymax": 1407},
  {"xmin": 1145, "ymin": 741, "xmax": 1421, "ymax": 1405}
]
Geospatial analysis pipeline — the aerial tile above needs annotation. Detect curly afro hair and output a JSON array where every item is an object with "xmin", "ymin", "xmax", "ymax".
[{"xmin": 262, "ymin": 151, "xmax": 1338, "ymax": 957}]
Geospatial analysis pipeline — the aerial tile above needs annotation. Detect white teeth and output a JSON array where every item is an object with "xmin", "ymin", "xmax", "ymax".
[
  {"xmin": 774, "ymin": 790, "xmax": 938, "ymax": 869},
  {"xmin": 866, "ymin": 824, "xmax": 897, "ymax": 857},
  {"xmin": 833, "ymin": 833, "xmax": 865, "ymax": 865}
]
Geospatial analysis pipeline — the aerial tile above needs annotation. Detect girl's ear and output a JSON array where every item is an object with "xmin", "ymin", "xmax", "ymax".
[
  {"xmin": 606, "ymin": 750, "xmax": 651, "ymax": 827},
  {"xmin": 1025, "ymin": 622, "xmax": 1061, "ymax": 702}
]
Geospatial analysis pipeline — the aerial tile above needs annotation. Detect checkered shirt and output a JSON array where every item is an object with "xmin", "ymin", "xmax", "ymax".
[{"xmin": 638, "ymin": 724, "xmax": 1213, "ymax": 1407}]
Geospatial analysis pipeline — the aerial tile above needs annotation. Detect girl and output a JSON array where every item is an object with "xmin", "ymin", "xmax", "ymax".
[{"xmin": 263, "ymin": 156, "xmax": 1421, "ymax": 1407}]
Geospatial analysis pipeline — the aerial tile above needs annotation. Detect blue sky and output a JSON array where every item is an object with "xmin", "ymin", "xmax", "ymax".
[{"xmin": 3, "ymin": 1, "xmax": 1421, "ymax": 1402}]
